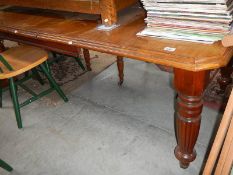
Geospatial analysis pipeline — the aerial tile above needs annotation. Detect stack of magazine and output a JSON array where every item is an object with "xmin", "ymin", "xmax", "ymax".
[{"xmin": 138, "ymin": 0, "xmax": 233, "ymax": 44}]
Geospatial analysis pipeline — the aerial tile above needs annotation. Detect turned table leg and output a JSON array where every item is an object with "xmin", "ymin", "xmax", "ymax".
[
  {"xmin": 117, "ymin": 56, "xmax": 124, "ymax": 86},
  {"xmin": 83, "ymin": 48, "xmax": 92, "ymax": 71},
  {"xmin": 174, "ymin": 68, "xmax": 209, "ymax": 168}
]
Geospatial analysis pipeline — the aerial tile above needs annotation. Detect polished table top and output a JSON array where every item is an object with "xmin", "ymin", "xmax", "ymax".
[{"xmin": 0, "ymin": 6, "xmax": 232, "ymax": 71}]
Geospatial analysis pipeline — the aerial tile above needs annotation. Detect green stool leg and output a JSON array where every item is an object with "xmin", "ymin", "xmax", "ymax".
[
  {"xmin": 31, "ymin": 68, "xmax": 44, "ymax": 85},
  {"xmin": 74, "ymin": 57, "xmax": 85, "ymax": 71},
  {"xmin": 45, "ymin": 60, "xmax": 52, "ymax": 74},
  {"xmin": 0, "ymin": 159, "xmax": 13, "ymax": 172},
  {"xmin": 39, "ymin": 63, "xmax": 68, "ymax": 102},
  {"xmin": 9, "ymin": 78, "xmax": 22, "ymax": 129}
]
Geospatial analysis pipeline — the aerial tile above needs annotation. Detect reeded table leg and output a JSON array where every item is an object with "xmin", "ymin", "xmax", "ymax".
[
  {"xmin": 174, "ymin": 68, "xmax": 209, "ymax": 168},
  {"xmin": 83, "ymin": 48, "xmax": 92, "ymax": 71},
  {"xmin": 117, "ymin": 56, "xmax": 124, "ymax": 86}
]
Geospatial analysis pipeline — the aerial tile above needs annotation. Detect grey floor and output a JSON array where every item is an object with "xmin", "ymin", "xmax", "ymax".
[{"xmin": 0, "ymin": 59, "xmax": 220, "ymax": 175}]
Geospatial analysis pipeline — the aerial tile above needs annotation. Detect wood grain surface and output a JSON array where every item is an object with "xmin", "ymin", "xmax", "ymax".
[{"xmin": 0, "ymin": 6, "xmax": 232, "ymax": 71}]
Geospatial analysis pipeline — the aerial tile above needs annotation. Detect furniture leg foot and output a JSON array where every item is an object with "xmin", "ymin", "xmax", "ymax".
[
  {"xmin": 83, "ymin": 49, "xmax": 92, "ymax": 71},
  {"xmin": 175, "ymin": 145, "xmax": 195, "ymax": 169},
  {"xmin": 174, "ymin": 68, "xmax": 208, "ymax": 168},
  {"xmin": 117, "ymin": 56, "xmax": 124, "ymax": 86},
  {"xmin": 118, "ymin": 80, "xmax": 123, "ymax": 86},
  {"xmin": 179, "ymin": 161, "xmax": 189, "ymax": 169}
]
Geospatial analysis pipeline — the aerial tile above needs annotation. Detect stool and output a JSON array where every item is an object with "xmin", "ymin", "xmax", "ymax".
[{"xmin": 0, "ymin": 45, "xmax": 68, "ymax": 129}]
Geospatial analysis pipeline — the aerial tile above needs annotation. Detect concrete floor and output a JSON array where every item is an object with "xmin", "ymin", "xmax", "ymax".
[{"xmin": 0, "ymin": 59, "xmax": 221, "ymax": 175}]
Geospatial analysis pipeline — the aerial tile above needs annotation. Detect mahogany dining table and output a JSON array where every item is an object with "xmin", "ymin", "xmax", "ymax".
[{"xmin": 0, "ymin": 5, "xmax": 232, "ymax": 169}]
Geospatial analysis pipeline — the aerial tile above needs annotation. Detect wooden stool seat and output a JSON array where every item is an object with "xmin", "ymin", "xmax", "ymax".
[{"xmin": 0, "ymin": 45, "xmax": 48, "ymax": 79}]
